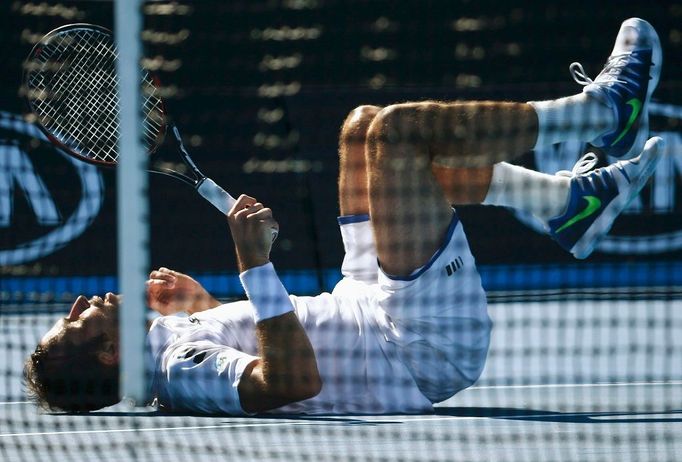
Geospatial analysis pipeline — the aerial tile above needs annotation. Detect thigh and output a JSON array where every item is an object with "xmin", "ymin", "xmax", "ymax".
[{"xmin": 365, "ymin": 103, "xmax": 454, "ymax": 277}]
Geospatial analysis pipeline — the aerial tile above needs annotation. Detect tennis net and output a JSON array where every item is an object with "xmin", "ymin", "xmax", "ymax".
[{"xmin": 2, "ymin": 1, "xmax": 682, "ymax": 461}]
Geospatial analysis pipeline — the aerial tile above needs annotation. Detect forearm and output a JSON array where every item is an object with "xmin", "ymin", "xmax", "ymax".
[
  {"xmin": 235, "ymin": 248, "xmax": 269, "ymax": 273},
  {"xmin": 239, "ymin": 263, "xmax": 321, "ymax": 401},
  {"xmin": 228, "ymin": 195, "xmax": 318, "ymax": 411},
  {"xmin": 256, "ymin": 313, "xmax": 321, "ymax": 399}
]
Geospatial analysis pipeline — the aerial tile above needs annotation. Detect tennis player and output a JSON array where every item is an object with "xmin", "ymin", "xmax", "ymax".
[{"xmin": 26, "ymin": 18, "xmax": 665, "ymax": 414}]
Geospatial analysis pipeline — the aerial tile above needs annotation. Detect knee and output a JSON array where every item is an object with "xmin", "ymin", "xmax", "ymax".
[
  {"xmin": 367, "ymin": 104, "xmax": 408, "ymax": 143},
  {"xmin": 367, "ymin": 102, "xmax": 439, "ymax": 147},
  {"xmin": 340, "ymin": 105, "xmax": 382, "ymax": 144}
]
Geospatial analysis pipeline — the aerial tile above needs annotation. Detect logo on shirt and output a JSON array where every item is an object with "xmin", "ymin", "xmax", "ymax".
[
  {"xmin": 216, "ymin": 352, "xmax": 230, "ymax": 374},
  {"xmin": 177, "ymin": 347, "xmax": 206, "ymax": 364},
  {"xmin": 188, "ymin": 316, "xmax": 201, "ymax": 324},
  {"xmin": 445, "ymin": 256, "xmax": 464, "ymax": 276},
  {"xmin": 177, "ymin": 348, "xmax": 194, "ymax": 360}
]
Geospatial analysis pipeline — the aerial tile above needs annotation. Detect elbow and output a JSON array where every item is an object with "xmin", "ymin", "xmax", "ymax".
[
  {"xmin": 292, "ymin": 369, "xmax": 322, "ymax": 402},
  {"xmin": 264, "ymin": 363, "xmax": 322, "ymax": 403},
  {"xmin": 286, "ymin": 349, "xmax": 322, "ymax": 402},
  {"xmin": 306, "ymin": 373, "xmax": 323, "ymax": 399}
]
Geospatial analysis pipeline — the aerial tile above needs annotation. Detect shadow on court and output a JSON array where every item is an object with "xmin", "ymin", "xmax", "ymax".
[
  {"xmin": 84, "ymin": 409, "xmax": 401, "ymax": 426},
  {"xmin": 435, "ymin": 407, "xmax": 682, "ymax": 424},
  {"xmin": 75, "ymin": 406, "xmax": 682, "ymax": 426}
]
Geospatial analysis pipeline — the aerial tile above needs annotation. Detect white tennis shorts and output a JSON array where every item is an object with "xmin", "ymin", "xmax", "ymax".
[{"xmin": 336, "ymin": 211, "xmax": 492, "ymax": 403}]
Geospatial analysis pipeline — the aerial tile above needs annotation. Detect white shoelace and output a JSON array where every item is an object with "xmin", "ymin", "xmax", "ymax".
[
  {"xmin": 556, "ymin": 152, "xmax": 599, "ymax": 178},
  {"xmin": 569, "ymin": 53, "xmax": 634, "ymax": 87}
]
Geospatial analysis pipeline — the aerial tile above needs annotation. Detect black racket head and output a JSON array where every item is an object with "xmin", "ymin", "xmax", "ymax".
[{"xmin": 23, "ymin": 23, "xmax": 167, "ymax": 166}]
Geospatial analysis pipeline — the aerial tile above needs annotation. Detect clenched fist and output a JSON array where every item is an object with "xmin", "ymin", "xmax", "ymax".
[
  {"xmin": 146, "ymin": 267, "xmax": 220, "ymax": 316},
  {"xmin": 227, "ymin": 194, "xmax": 279, "ymax": 272}
]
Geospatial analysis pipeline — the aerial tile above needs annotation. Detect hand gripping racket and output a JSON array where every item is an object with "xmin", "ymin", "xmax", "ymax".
[{"xmin": 24, "ymin": 23, "xmax": 277, "ymax": 239}]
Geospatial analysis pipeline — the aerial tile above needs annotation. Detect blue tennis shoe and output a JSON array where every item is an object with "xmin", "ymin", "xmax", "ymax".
[
  {"xmin": 570, "ymin": 18, "xmax": 662, "ymax": 159},
  {"xmin": 548, "ymin": 136, "xmax": 664, "ymax": 259}
]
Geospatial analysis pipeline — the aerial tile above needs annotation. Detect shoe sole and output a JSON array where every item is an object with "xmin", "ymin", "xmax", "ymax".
[
  {"xmin": 620, "ymin": 18, "xmax": 662, "ymax": 159},
  {"xmin": 571, "ymin": 137, "xmax": 664, "ymax": 259}
]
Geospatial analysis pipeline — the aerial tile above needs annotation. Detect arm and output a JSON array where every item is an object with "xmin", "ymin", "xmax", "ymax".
[
  {"xmin": 227, "ymin": 194, "xmax": 322, "ymax": 413},
  {"xmin": 239, "ymin": 311, "xmax": 322, "ymax": 413},
  {"xmin": 146, "ymin": 267, "xmax": 221, "ymax": 316}
]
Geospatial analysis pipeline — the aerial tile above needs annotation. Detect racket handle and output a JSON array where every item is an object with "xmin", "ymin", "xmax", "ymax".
[
  {"xmin": 196, "ymin": 178, "xmax": 278, "ymax": 241},
  {"xmin": 197, "ymin": 178, "xmax": 237, "ymax": 214}
]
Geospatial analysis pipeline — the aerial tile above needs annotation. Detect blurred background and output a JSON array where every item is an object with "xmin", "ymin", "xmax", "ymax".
[{"xmin": 1, "ymin": 0, "xmax": 681, "ymax": 300}]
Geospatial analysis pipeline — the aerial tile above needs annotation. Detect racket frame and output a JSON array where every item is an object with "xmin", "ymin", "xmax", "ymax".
[
  {"xmin": 23, "ymin": 23, "xmax": 247, "ymax": 218},
  {"xmin": 21, "ymin": 23, "xmax": 206, "ymax": 186}
]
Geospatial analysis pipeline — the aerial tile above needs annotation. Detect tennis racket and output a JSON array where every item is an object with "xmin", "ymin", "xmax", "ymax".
[{"xmin": 23, "ymin": 23, "xmax": 277, "ymax": 239}]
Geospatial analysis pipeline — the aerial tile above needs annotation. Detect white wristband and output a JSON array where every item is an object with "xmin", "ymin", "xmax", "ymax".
[{"xmin": 239, "ymin": 262, "xmax": 294, "ymax": 322}]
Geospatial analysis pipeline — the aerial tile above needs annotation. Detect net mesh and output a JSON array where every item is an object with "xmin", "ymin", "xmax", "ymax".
[{"xmin": 2, "ymin": 1, "xmax": 682, "ymax": 461}]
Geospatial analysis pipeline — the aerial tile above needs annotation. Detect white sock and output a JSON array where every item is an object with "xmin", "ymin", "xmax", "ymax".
[
  {"xmin": 482, "ymin": 162, "xmax": 570, "ymax": 221},
  {"xmin": 528, "ymin": 94, "xmax": 615, "ymax": 149}
]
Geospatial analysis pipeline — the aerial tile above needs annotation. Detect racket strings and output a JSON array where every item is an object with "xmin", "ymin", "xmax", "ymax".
[
  {"xmin": 141, "ymin": 76, "xmax": 164, "ymax": 143},
  {"xmin": 62, "ymin": 35, "xmax": 120, "ymax": 162},
  {"xmin": 39, "ymin": 31, "xmax": 116, "ymax": 154},
  {"xmin": 35, "ymin": 33, "xmax": 103, "ymax": 138},
  {"xmin": 57, "ymin": 34, "xmax": 120, "ymax": 162},
  {"xmin": 26, "ymin": 27, "xmax": 165, "ymax": 163},
  {"xmin": 28, "ymin": 29, "xmax": 120, "ymax": 162}
]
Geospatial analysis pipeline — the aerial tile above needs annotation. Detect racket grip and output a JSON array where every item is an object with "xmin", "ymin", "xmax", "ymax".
[
  {"xmin": 196, "ymin": 178, "xmax": 278, "ymax": 241},
  {"xmin": 197, "ymin": 178, "xmax": 237, "ymax": 214}
]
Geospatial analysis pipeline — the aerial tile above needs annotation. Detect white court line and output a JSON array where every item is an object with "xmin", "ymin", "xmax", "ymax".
[
  {"xmin": 0, "ymin": 420, "xmax": 323, "ymax": 439},
  {"xmin": 2, "ymin": 380, "xmax": 681, "ymax": 438},
  {"xmin": 0, "ymin": 401, "xmax": 31, "ymax": 406},
  {"xmin": 469, "ymin": 380, "xmax": 682, "ymax": 390},
  {"xmin": 396, "ymin": 410, "xmax": 682, "ymax": 426}
]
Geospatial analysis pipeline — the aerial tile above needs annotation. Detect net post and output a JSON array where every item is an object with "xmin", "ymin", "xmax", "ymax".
[{"xmin": 114, "ymin": 0, "xmax": 148, "ymax": 406}]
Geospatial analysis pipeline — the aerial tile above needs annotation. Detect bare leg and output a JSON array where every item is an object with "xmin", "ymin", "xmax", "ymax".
[
  {"xmin": 365, "ymin": 101, "xmax": 538, "ymax": 276},
  {"xmin": 339, "ymin": 105, "xmax": 499, "ymax": 211},
  {"xmin": 338, "ymin": 105, "xmax": 381, "ymax": 216},
  {"xmin": 426, "ymin": 101, "xmax": 539, "ymax": 168},
  {"xmin": 431, "ymin": 165, "xmax": 493, "ymax": 205}
]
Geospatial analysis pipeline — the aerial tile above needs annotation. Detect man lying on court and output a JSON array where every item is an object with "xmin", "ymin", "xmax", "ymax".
[{"xmin": 26, "ymin": 18, "xmax": 666, "ymax": 414}]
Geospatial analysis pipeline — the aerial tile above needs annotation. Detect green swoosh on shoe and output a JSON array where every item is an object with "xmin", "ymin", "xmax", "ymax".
[
  {"xmin": 611, "ymin": 98, "xmax": 642, "ymax": 146},
  {"xmin": 555, "ymin": 195, "xmax": 602, "ymax": 233}
]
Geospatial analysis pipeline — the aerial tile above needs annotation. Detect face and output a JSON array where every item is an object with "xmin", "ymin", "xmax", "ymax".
[{"xmin": 41, "ymin": 293, "xmax": 120, "ymax": 358}]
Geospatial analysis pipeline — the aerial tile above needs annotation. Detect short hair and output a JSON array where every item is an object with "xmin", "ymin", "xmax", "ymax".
[{"xmin": 24, "ymin": 333, "xmax": 120, "ymax": 412}]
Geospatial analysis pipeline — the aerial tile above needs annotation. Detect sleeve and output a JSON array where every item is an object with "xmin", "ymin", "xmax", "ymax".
[{"xmin": 159, "ymin": 341, "xmax": 258, "ymax": 415}]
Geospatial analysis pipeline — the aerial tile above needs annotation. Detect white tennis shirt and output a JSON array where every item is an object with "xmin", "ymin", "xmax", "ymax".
[
  {"xmin": 147, "ymin": 279, "xmax": 433, "ymax": 415},
  {"xmin": 146, "ymin": 214, "xmax": 491, "ymax": 415}
]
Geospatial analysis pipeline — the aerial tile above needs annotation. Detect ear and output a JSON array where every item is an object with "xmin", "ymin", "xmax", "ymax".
[{"xmin": 97, "ymin": 339, "xmax": 119, "ymax": 366}]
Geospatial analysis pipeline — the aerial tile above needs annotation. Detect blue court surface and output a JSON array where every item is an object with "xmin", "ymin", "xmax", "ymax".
[{"xmin": 2, "ymin": 297, "xmax": 681, "ymax": 461}]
